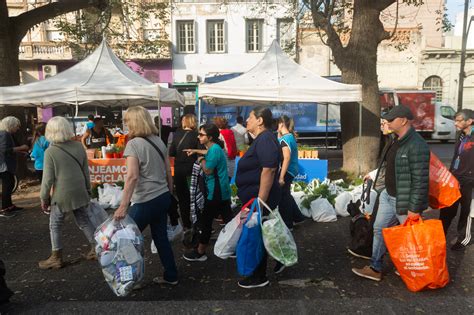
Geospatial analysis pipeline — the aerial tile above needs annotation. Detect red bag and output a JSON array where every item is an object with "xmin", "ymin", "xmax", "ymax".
[
  {"xmin": 383, "ymin": 216, "xmax": 449, "ymax": 292},
  {"xmin": 429, "ymin": 153, "xmax": 461, "ymax": 209}
]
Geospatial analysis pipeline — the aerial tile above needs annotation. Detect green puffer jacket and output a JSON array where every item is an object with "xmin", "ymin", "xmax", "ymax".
[{"xmin": 394, "ymin": 127, "xmax": 430, "ymax": 215}]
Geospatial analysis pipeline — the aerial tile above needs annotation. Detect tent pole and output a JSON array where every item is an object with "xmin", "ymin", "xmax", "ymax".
[
  {"xmin": 358, "ymin": 102, "xmax": 362, "ymax": 176},
  {"xmin": 325, "ymin": 103, "xmax": 329, "ymax": 152},
  {"xmin": 198, "ymin": 98, "xmax": 202, "ymax": 126},
  {"xmin": 157, "ymin": 100, "xmax": 162, "ymax": 136}
]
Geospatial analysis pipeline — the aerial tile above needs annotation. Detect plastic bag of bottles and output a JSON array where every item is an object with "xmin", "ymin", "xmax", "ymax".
[{"xmin": 94, "ymin": 215, "xmax": 144, "ymax": 297}]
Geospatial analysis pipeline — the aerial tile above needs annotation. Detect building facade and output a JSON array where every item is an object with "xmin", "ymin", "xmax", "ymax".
[{"xmin": 170, "ymin": 0, "xmax": 296, "ymax": 106}]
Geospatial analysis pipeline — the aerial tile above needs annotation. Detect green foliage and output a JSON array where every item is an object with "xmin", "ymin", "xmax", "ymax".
[
  {"xmin": 300, "ymin": 184, "xmax": 337, "ymax": 209},
  {"xmin": 51, "ymin": 0, "xmax": 170, "ymax": 59},
  {"xmin": 230, "ymin": 184, "xmax": 238, "ymax": 198}
]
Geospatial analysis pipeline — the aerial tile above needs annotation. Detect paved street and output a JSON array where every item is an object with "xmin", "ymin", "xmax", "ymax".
[{"xmin": 2, "ymin": 143, "xmax": 473, "ymax": 314}]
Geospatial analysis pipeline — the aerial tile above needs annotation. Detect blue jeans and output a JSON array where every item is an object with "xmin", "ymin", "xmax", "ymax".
[
  {"xmin": 128, "ymin": 192, "xmax": 178, "ymax": 282},
  {"xmin": 370, "ymin": 189, "xmax": 407, "ymax": 272}
]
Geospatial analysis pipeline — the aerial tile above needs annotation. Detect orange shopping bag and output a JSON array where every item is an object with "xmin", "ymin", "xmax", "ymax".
[
  {"xmin": 429, "ymin": 153, "xmax": 461, "ymax": 209},
  {"xmin": 382, "ymin": 215, "xmax": 449, "ymax": 292}
]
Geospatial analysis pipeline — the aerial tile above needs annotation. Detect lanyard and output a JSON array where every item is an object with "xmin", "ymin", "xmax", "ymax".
[{"xmin": 458, "ymin": 135, "xmax": 470, "ymax": 155}]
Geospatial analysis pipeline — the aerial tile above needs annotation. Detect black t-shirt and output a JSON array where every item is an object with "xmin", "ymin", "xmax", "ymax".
[
  {"xmin": 235, "ymin": 130, "xmax": 281, "ymax": 209},
  {"xmin": 89, "ymin": 128, "xmax": 110, "ymax": 149},
  {"xmin": 384, "ymin": 140, "xmax": 399, "ymax": 197},
  {"xmin": 168, "ymin": 129, "xmax": 199, "ymax": 165},
  {"xmin": 160, "ymin": 125, "xmax": 177, "ymax": 147}
]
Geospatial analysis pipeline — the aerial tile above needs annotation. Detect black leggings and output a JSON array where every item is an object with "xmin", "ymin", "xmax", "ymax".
[
  {"xmin": 1, "ymin": 171, "xmax": 15, "ymax": 209},
  {"xmin": 174, "ymin": 165, "xmax": 193, "ymax": 229},
  {"xmin": 198, "ymin": 199, "xmax": 233, "ymax": 245}
]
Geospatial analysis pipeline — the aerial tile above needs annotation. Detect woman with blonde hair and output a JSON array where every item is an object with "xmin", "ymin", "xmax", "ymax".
[
  {"xmin": 114, "ymin": 106, "xmax": 178, "ymax": 285},
  {"xmin": 0, "ymin": 116, "xmax": 29, "ymax": 217},
  {"xmin": 168, "ymin": 113, "xmax": 199, "ymax": 231},
  {"xmin": 39, "ymin": 116, "xmax": 96, "ymax": 269}
]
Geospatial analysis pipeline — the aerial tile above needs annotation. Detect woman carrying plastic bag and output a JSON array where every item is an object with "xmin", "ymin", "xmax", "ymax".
[
  {"xmin": 214, "ymin": 198, "xmax": 254, "ymax": 259},
  {"xmin": 94, "ymin": 215, "xmax": 145, "ymax": 297},
  {"xmin": 260, "ymin": 199, "xmax": 298, "ymax": 267},
  {"xmin": 383, "ymin": 215, "xmax": 449, "ymax": 292}
]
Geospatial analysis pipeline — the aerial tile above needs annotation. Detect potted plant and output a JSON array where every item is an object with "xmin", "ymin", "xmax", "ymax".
[
  {"xmin": 114, "ymin": 145, "xmax": 125, "ymax": 158},
  {"xmin": 105, "ymin": 144, "xmax": 116, "ymax": 159}
]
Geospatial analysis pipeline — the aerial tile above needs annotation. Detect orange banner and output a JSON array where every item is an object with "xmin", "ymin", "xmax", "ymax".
[{"xmin": 88, "ymin": 159, "xmax": 127, "ymax": 184}]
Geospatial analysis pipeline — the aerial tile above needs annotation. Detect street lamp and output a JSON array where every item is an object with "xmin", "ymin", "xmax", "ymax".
[{"xmin": 457, "ymin": 1, "xmax": 474, "ymax": 112}]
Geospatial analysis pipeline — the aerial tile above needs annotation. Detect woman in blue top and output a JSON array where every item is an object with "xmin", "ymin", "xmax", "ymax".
[
  {"xmin": 183, "ymin": 124, "xmax": 232, "ymax": 262},
  {"xmin": 277, "ymin": 115, "xmax": 307, "ymax": 230},
  {"xmin": 30, "ymin": 123, "xmax": 49, "ymax": 180}
]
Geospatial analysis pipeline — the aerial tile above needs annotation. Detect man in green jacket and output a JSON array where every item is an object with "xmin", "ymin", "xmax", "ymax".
[{"xmin": 353, "ymin": 106, "xmax": 430, "ymax": 281}]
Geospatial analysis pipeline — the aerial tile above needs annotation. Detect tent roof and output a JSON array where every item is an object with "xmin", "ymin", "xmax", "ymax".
[
  {"xmin": 198, "ymin": 40, "xmax": 362, "ymax": 105},
  {"xmin": 0, "ymin": 40, "xmax": 184, "ymax": 107}
]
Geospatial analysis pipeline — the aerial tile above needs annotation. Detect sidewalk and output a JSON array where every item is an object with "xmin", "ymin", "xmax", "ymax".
[{"xmin": 1, "ymin": 185, "xmax": 474, "ymax": 314}]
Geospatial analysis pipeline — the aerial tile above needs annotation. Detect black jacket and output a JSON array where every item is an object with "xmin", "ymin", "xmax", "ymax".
[
  {"xmin": 0, "ymin": 131, "xmax": 16, "ymax": 173},
  {"xmin": 450, "ymin": 127, "xmax": 474, "ymax": 186}
]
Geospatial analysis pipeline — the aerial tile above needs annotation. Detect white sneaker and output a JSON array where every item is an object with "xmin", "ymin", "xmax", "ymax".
[{"xmin": 167, "ymin": 223, "xmax": 184, "ymax": 242}]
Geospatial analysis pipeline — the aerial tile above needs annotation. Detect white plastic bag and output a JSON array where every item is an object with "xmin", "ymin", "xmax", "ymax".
[
  {"xmin": 86, "ymin": 201, "xmax": 109, "ymax": 228},
  {"xmin": 214, "ymin": 210, "xmax": 246, "ymax": 259},
  {"xmin": 310, "ymin": 198, "xmax": 337, "ymax": 222},
  {"xmin": 260, "ymin": 199, "xmax": 298, "ymax": 266},
  {"xmin": 94, "ymin": 215, "xmax": 144, "ymax": 297},
  {"xmin": 334, "ymin": 192, "xmax": 352, "ymax": 217},
  {"xmin": 98, "ymin": 184, "xmax": 123, "ymax": 209}
]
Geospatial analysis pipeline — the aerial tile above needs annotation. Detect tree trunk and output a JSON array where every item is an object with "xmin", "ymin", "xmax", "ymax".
[
  {"xmin": 337, "ymin": 3, "xmax": 388, "ymax": 175},
  {"xmin": 0, "ymin": 2, "xmax": 31, "ymax": 179}
]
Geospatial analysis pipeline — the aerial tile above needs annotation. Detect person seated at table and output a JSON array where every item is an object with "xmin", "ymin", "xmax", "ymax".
[{"xmin": 81, "ymin": 117, "xmax": 113, "ymax": 150}]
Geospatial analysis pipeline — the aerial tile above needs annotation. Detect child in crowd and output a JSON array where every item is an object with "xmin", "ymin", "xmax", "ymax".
[{"xmin": 30, "ymin": 122, "xmax": 49, "ymax": 180}]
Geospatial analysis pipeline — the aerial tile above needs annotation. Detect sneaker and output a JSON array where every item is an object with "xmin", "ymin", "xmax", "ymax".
[
  {"xmin": 352, "ymin": 266, "xmax": 382, "ymax": 282},
  {"xmin": 167, "ymin": 223, "xmax": 184, "ymax": 242},
  {"xmin": 451, "ymin": 242, "xmax": 467, "ymax": 251},
  {"xmin": 183, "ymin": 249, "xmax": 208, "ymax": 262},
  {"xmin": 347, "ymin": 248, "xmax": 371, "ymax": 260},
  {"xmin": 274, "ymin": 262, "xmax": 285, "ymax": 274},
  {"xmin": 394, "ymin": 269, "xmax": 400, "ymax": 277},
  {"xmin": 238, "ymin": 276, "xmax": 269, "ymax": 289},
  {"xmin": 0, "ymin": 209, "xmax": 15, "ymax": 218},
  {"xmin": 153, "ymin": 277, "xmax": 178, "ymax": 285}
]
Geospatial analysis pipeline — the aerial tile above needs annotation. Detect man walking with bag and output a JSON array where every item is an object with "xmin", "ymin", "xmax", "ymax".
[
  {"xmin": 439, "ymin": 109, "xmax": 474, "ymax": 250},
  {"xmin": 352, "ymin": 106, "xmax": 430, "ymax": 281}
]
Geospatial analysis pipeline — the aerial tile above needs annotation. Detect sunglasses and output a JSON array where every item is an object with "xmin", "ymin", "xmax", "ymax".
[{"xmin": 198, "ymin": 133, "xmax": 207, "ymax": 137}]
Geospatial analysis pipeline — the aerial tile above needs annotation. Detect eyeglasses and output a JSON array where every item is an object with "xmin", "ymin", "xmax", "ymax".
[{"xmin": 198, "ymin": 133, "xmax": 207, "ymax": 137}]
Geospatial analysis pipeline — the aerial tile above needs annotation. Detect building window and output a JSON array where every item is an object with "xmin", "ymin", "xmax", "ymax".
[
  {"xmin": 207, "ymin": 20, "xmax": 225, "ymax": 53},
  {"xmin": 246, "ymin": 19, "xmax": 263, "ymax": 52},
  {"xmin": 423, "ymin": 75, "xmax": 443, "ymax": 102},
  {"xmin": 177, "ymin": 20, "xmax": 195, "ymax": 53},
  {"xmin": 277, "ymin": 18, "xmax": 293, "ymax": 50}
]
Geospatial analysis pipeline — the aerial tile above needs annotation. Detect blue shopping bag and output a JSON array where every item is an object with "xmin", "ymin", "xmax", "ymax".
[{"xmin": 236, "ymin": 199, "xmax": 264, "ymax": 276}]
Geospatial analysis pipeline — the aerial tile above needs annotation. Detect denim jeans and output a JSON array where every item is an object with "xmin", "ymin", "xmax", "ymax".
[
  {"xmin": 49, "ymin": 205, "xmax": 95, "ymax": 251},
  {"xmin": 128, "ymin": 192, "xmax": 178, "ymax": 282},
  {"xmin": 370, "ymin": 189, "xmax": 407, "ymax": 272}
]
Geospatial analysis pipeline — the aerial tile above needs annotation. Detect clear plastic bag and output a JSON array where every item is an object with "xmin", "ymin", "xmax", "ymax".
[
  {"xmin": 259, "ymin": 199, "xmax": 298, "ymax": 267},
  {"xmin": 94, "ymin": 215, "xmax": 145, "ymax": 297}
]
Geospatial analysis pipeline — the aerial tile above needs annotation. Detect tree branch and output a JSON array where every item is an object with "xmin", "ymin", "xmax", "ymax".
[
  {"xmin": 373, "ymin": 0, "xmax": 396, "ymax": 11},
  {"xmin": 310, "ymin": 2, "xmax": 345, "ymax": 60},
  {"xmin": 11, "ymin": 0, "xmax": 108, "ymax": 43}
]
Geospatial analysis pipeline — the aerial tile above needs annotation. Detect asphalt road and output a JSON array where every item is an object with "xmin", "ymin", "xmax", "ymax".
[{"xmin": 2, "ymin": 142, "xmax": 472, "ymax": 314}]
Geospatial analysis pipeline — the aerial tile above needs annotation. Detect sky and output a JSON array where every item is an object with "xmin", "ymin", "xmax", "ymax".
[{"xmin": 446, "ymin": 0, "xmax": 472, "ymax": 24}]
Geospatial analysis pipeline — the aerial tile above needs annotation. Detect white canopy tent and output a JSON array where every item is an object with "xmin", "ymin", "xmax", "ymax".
[
  {"xmin": 198, "ymin": 40, "xmax": 364, "ymax": 173},
  {"xmin": 0, "ymin": 40, "xmax": 185, "ymax": 108},
  {"xmin": 199, "ymin": 40, "xmax": 362, "ymax": 106}
]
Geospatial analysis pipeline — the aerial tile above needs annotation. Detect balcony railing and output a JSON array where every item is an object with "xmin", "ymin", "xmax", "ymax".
[
  {"xmin": 19, "ymin": 40, "xmax": 172, "ymax": 61},
  {"xmin": 19, "ymin": 42, "xmax": 73, "ymax": 60}
]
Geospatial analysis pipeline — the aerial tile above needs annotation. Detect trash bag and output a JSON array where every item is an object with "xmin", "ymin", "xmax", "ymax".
[
  {"xmin": 260, "ymin": 199, "xmax": 298, "ymax": 266},
  {"xmin": 291, "ymin": 191, "xmax": 311, "ymax": 218},
  {"xmin": 334, "ymin": 192, "xmax": 352, "ymax": 217},
  {"xmin": 98, "ymin": 184, "xmax": 123, "ymax": 209},
  {"xmin": 429, "ymin": 153, "xmax": 461, "ymax": 209},
  {"xmin": 310, "ymin": 198, "xmax": 337, "ymax": 222},
  {"xmin": 214, "ymin": 198, "xmax": 253, "ymax": 259},
  {"xmin": 383, "ymin": 216, "xmax": 449, "ymax": 292},
  {"xmin": 236, "ymin": 199, "xmax": 265, "ymax": 276},
  {"xmin": 86, "ymin": 201, "xmax": 109, "ymax": 229},
  {"xmin": 94, "ymin": 216, "xmax": 145, "ymax": 297}
]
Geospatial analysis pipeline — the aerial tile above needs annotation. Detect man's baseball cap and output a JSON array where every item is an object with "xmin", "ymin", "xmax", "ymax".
[{"xmin": 382, "ymin": 106, "xmax": 414, "ymax": 121}]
